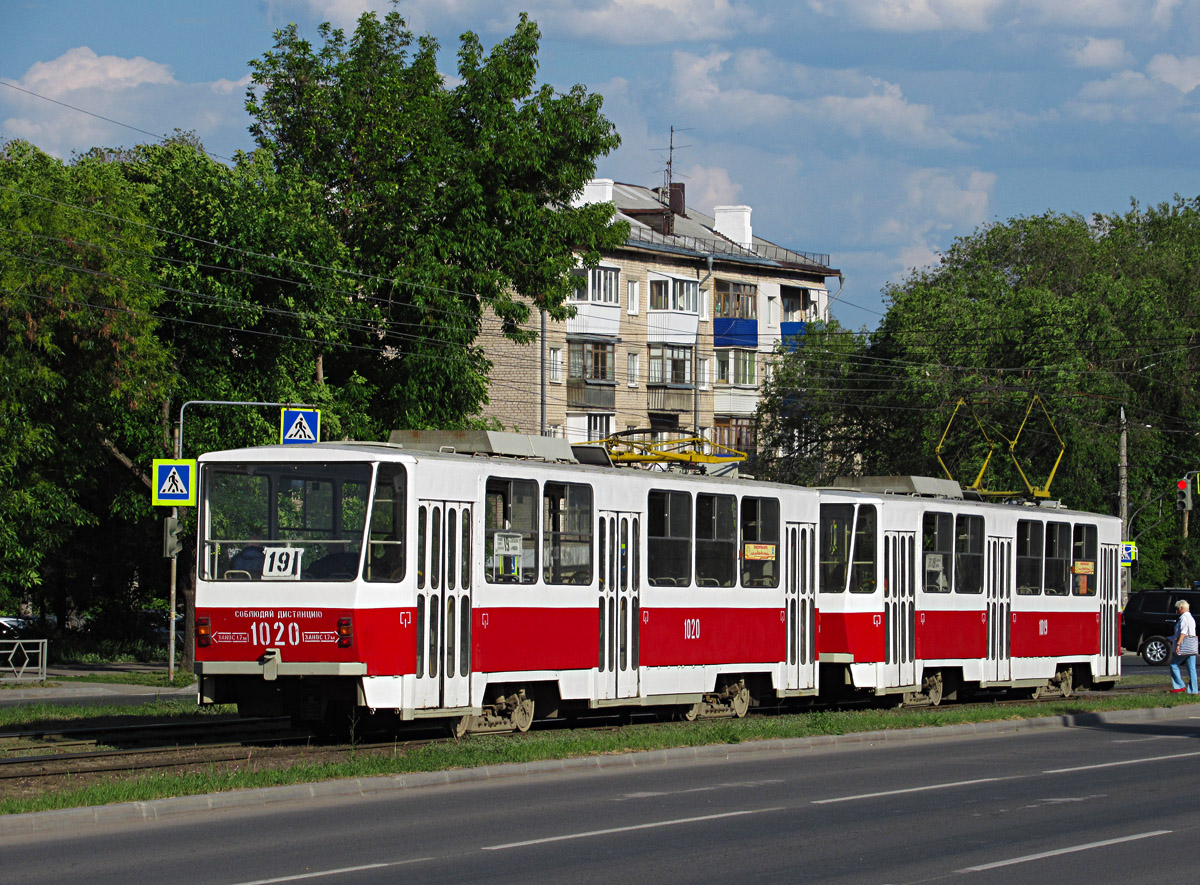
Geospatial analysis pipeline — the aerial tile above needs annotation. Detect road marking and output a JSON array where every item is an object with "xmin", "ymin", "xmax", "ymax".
[
  {"xmin": 231, "ymin": 857, "xmax": 432, "ymax": 884},
  {"xmin": 810, "ymin": 776, "xmax": 1016, "ymax": 804},
  {"xmin": 482, "ymin": 807, "xmax": 784, "ymax": 850},
  {"xmin": 958, "ymin": 830, "xmax": 1171, "ymax": 872},
  {"xmin": 1045, "ymin": 749, "xmax": 1200, "ymax": 774},
  {"xmin": 1111, "ymin": 735, "xmax": 1194, "ymax": 743}
]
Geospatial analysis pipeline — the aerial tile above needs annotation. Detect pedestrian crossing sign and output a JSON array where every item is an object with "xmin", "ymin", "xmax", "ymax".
[
  {"xmin": 281, "ymin": 408, "xmax": 321, "ymax": 445},
  {"xmin": 152, "ymin": 459, "xmax": 197, "ymax": 506}
]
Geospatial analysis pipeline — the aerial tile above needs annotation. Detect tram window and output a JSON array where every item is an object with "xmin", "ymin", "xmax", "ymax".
[
  {"xmin": 365, "ymin": 465, "xmax": 407, "ymax": 582},
  {"xmin": 850, "ymin": 504, "xmax": 877, "ymax": 593},
  {"xmin": 954, "ymin": 514, "xmax": 984, "ymax": 594},
  {"xmin": 819, "ymin": 503, "xmax": 853, "ymax": 593},
  {"xmin": 485, "ymin": 477, "xmax": 538, "ymax": 584},
  {"xmin": 1044, "ymin": 521, "xmax": 1071, "ymax": 596},
  {"xmin": 922, "ymin": 512, "xmax": 952, "ymax": 593},
  {"xmin": 696, "ymin": 493, "xmax": 737, "ymax": 587},
  {"xmin": 741, "ymin": 497, "xmax": 780, "ymax": 588},
  {"xmin": 202, "ymin": 463, "xmax": 370, "ymax": 581},
  {"xmin": 1016, "ymin": 519, "xmax": 1043, "ymax": 595},
  {"xmin": 417, "ymin": 506, "xmax": 427, "ymax": 589},
  {"xmin": 543, "ymin": 482, "xmax": 593, "ymax": 585},
  {"xmin": 1072, "ymin": 523, "xmax": 1098, "ymax": 595},
  {"xmin": 461, "ymin": 517, "xmax": 471, "ymax": 590},
  {"xmin": 648, "ymin": 489, "xmax": 691, "ymax": 586}
]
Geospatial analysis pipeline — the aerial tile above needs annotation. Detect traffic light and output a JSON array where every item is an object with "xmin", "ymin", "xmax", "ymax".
[
  {"xmin": 1176, "ymin": 478, "xmax": 1193, "ymax": 512},
  {"xmin": 163, "ymin": 516, "xmax": 183, "ymax": 558}
]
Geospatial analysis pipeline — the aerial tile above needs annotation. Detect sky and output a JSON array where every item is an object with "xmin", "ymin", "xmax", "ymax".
[{"xmin": 4, "ymin": 0, "xmax": 1200, "ymax": 330}]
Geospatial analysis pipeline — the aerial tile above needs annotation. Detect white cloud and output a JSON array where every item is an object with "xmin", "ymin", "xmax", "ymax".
[
  {"xmin": 3, "ymin": 47, "xmax": 250, "ymax": 159},
  {"xmin": 671, "ymin": 50, "xmax": 964, "ymax": 148},
  {"xmin": 1065, "ymin": 38, "xmax": 1131, "ymax": 69},
  {"xmin": 1146, "ymin": 54, "xmax": 1200, "ymax": 93},
  {"xmin": 20, "ymin": 47, "xmax": 175, "ymax": 99},
  {"xmin": 1066, "ymin": 69, "xmax": 1180, "ymax": 123},
  {"xmin": 807, "ymin": 0, "xmax": 1181, "ymax": 32},
  {"xmin": 678, "ymin": 164, "xmax": 743, "ymax": 211}
]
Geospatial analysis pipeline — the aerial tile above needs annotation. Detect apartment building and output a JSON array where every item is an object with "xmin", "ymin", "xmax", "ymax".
[{"xmin": 475, "ymin": 179, "xmax": 841, "ymax": 460}]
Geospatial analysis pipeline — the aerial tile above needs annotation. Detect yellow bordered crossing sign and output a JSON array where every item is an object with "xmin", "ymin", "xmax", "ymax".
[
  {"xmin": 281, "ymin": 408, "xmax": 320, "ymax": 444},
  {"xmin": 152, "ymin": 459, "xmax": 197, "ymax": 507}
]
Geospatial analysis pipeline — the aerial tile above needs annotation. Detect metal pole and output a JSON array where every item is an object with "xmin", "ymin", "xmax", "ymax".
[
  {"xmin": 541, "ymin": 310, "xmax": 547, "ymax": 436},
  {"xmin": 1119, "ymin": 407, "xmax": 1129, "ymax": 606},
  {"xmin": 168, "ymin": 400, "xmax": 317, "ymax": 680}
]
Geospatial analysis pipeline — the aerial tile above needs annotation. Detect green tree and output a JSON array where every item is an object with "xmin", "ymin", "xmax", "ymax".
[
  {"xmin": 758, "ymin": 199, "xmax": 1200, "ymax": 588},
  {"xmin": 245, "ymin": 5, "xmax": 626, "ymax": 432},
  {"xmin": 0, "ymin": 140, "xmax": 172, "ymax": 618}
]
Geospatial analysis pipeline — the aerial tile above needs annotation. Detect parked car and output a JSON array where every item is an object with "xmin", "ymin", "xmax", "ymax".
[
  {"xmin": 0, "ymin": 616, "xmax": 34, "ymax": 639},
  {"xmin": 1122, "ymin": 587, "xmax": 1200, "ymax": 664}
]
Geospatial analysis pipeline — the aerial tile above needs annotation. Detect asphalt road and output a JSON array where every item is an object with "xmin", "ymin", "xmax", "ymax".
[{"xmin": 2, "ymin": 704, "xmax": 1198, "ymax": 884}]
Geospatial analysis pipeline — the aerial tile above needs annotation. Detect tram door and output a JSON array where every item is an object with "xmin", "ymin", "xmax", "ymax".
[
  {"xmin": 1098, "ymin": 543, "xmax": 1121, "ymax": 678},
  {"xmin": 414, "ymin": 501, "xmax": 473, "ymax": 710},
  {"xmin": 884, "ymin": 532, "xmax": 916, "ymax": 687},
  {"xmin": 598, "ymin": 511, "xmax": 640, "ymax": 700},
  {"xmin": 985, "ymin": 536, "xmax": 1013, "ymax": 683},
  {"xmin": 784, "ymin": 522, "xmax": 818, "ymax": 691}
]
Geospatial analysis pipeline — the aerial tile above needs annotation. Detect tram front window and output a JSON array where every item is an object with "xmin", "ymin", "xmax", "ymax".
[{"xmin": 200, "ymin": 462, "xmax": 371, "ymax": 581}]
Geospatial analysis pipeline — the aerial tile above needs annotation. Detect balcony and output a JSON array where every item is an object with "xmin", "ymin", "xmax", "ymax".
[
  {"xmin": 647, "ymin": 385, "xmax": 695, "ymax": 413},
  {"xmin": 647, "ymin": 309, "xmax": 699, "ymax": 345},
  {"xmin": 566, "ymin": 380, "xmax": 616, "ymax": 410},
  {"xmin": 714, "ymin": 318, "xmax": 757, "ymax": 348}
]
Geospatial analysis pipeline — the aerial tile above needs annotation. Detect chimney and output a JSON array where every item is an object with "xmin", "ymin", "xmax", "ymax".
[
  {"xmin": 669, "ymin": 182, "xmax": 686, "ymax": 217},
  {"xmin": 572, "ymin": 178, "xmax": 614, "ymax": 207},
  {"xmin": 714, "ymin": 205, "xmax": 753, "ymax": 250}
]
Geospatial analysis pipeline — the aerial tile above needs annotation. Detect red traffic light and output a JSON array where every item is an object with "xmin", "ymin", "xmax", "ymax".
[{"xmin": 1180, "ymin": 479, "xmax": 1190, "ymax": 490}]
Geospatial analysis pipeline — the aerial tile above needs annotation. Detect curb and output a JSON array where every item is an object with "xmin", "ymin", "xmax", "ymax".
[{"xmin": 1, "ymin": 704, "xmax": 1188, "ymax": 837}]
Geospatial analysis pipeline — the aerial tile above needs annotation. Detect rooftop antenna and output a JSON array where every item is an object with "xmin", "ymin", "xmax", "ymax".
[{"xmin": 651, "ymin": 125, "xmax": 692, "ymax": 205}]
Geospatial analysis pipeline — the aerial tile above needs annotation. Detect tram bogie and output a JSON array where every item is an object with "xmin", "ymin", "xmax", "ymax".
[{"xmin": 192, "ymin": 433, "xmax": 1121, "ymax": 735}]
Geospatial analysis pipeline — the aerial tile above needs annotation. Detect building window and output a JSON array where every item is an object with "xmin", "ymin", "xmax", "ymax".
[
  {"xmin": 715, "ymin": 351, "xmax": 729, "ymax": 385},
  {"xmin": 627, "ymin": 280, "xmax": 639, "ymax": 315},
  {"xmin": 649, "ymin": 279, "xmax": 668, "ymax": 310},
  {"xmin": 627, "ymin": 352, "xmax": 639, "ymax": 388},
  {"xmin": 649, "ymin": 344, "xmax": 692, "ymax": 384},
  {"xmin": 714, "ymin": 417, "xmax": 755, "ymax": 457},
  {"xmin": 571, "ymin": 266, "xmax": 620, "ymax": 304},
  {"xmin": 733, "ymin": 349, "xmax": 756, "ymax": 386},
  {"xmin": 714, "ymin": 280, "xmax": 757, "ymax": 319},
  {"xmin": 698, "ymin": 357, "xmax": 709, "ymax": 390},
  {"xmin": 548, "ymin": 347, "xmax": 562, "ymax": 383},
  {"xmin": 587, "ymin": 413, "xmax": 611, "ymax": 441},
  {"xmin": 568, "ymin": 340, "xmax": 615, "ymax": 382},
  {"xmin": 648, "ymin": 277, "xmax": 698, "ymax": 313},
  {"xmin": 782, "ymin": 286, "xmax": 816, "ymax": 321}
]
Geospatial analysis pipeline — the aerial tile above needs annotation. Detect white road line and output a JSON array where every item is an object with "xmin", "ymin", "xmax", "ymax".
[
  {"xmin": 810, "ymin": 776, "xmax": 1016, "ymax": 804},
  {"xmin": 232, "ymin": 857, "xmax": 432, "ymax": 884},
  {"xmin": 481, "ymin": 807, "xmax": 784, "ymax": 850},
  {"xmin": 958, "ymin": 830, "xmax": 1171, "ymax": 872},
  {"xmin": 1045, "ymin": 749, "xmax": 1200, "ymax": 774}
]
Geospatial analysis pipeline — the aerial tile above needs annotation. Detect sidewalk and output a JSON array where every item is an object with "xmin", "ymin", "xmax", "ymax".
[{"xmin": 0, "ymin": 662, "xmax": 196, "ymax": 705}]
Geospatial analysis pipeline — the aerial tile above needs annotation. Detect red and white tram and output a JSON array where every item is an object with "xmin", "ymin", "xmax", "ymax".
[{"xmin": 192, "ymin": 433, "xmax": 1121, "ymax": 732}]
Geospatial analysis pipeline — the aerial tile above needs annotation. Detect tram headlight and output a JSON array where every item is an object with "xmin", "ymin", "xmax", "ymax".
[
  {"xmin": 337, "ymin": 616, "xmax": 353, "ymax": 649},
  {"xmin": 196, "ymin": 617, "xmax": 211, "ymax": 648}
]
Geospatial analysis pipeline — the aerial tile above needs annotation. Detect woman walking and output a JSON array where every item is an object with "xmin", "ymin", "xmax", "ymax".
[{"xmin": 1169, "ymin": 599, "xmax": 1198, "ymax": 694}]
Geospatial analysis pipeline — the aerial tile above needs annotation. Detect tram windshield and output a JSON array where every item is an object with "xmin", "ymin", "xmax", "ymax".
[{"xmin": 200, "ymin": 462, "xmax": 373, "ymax": 582}]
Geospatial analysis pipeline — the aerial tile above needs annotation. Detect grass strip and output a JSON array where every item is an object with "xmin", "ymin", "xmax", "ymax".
[{"xmin": 4, "ymin": 691, "xmax": 1199, "ymax": 817}]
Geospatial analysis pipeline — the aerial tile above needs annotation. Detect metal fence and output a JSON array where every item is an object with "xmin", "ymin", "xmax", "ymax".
[{"xmin": 0, "ymin": 639, "xmax": 48, "ymax": 681}]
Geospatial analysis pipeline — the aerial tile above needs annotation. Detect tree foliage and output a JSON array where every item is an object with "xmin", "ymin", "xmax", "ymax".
[
  {"xmin": 245, "ymin": 5, "xmax": 626, "ymax": 431},
  {"xmin": 758, "ymin": 199, "xmax": 1200, "ymax": 588}
]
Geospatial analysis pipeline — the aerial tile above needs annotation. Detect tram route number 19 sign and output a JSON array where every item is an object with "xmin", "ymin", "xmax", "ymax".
[{"xmin": 281, "ymin": 408, "xmax": 320, "ymax": 445}]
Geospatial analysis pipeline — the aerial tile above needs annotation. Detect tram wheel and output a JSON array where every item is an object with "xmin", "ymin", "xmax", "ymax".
[
  {"xmin": 730, "ymin": 686, "xmax": 751, "ymax": 719},
  {"xmin": 682, "ymin": 702, "xmax": 702, "ymax": 722},
  {"xmin": 1057, "ymin": 667, "xmax": 1074, "ymax": 699},
  {"xmin": 512, "ymin": 697, "xmax": 535, "ymax": 733},
  {"xmin": 924, "ymin": 672, "xmax": 944, "ymax": 707}
]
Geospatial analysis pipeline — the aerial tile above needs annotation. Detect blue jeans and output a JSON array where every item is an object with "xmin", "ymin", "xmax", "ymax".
[{"xmin": 1170, "ymin": 653, "xmax": 1198, "ymax": 693}]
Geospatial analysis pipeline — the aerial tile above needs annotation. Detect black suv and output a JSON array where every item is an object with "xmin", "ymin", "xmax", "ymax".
[{"xmin": 1122, "ymin": 587, "xmax": 1200, "ymax": 664}]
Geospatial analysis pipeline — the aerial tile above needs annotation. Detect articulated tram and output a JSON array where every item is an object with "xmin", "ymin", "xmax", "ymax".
[{"xmin": 192, "ymin": 432, "xmax": 1121, "ymax": 733}]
